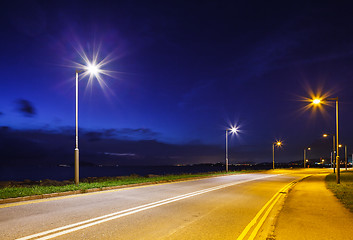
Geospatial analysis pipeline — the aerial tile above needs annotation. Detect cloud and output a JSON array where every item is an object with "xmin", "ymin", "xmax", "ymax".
[
  {"xmin": 0, "ymin": 127, "xmax": 223, "ymax": 167},
  {"xmin": 15, "ymin": 99, "xmax": 36, "ymax": 117},
  {"xmin": 86, "ymin": 128, "xmax": 160, "ymax": 140},
  {"xmin": 1, "ymin": 126, "xmax": 327, "ymax": 169},
  {"xmin": 116, "ymin": 128, "xmax": 159, "ymax": 138},
  {"xmin": 84, "ymin": 131, "xmax": 104, "ymax": 142}
]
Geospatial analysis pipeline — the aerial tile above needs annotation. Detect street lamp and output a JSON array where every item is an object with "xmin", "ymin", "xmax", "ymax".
[
  {"xmin": 339, "ymin": 144, "xmax": 348, "ymax": 170},
  {"xmin": 313, "ymin": 97, "xmax": 340, "ymax": 183},
  {"xmin": 74, "ymin": 62, "xmax": 102, "ymax": 185},
  {"xmin": 225, "ymin": 126, "xmax": 238, "ymax": 172},
  {"xmin": 323, "ymin": 133, "xmax": 336, "ymax": 172},
  {"xmin": 345, "ymin": 145, "xmax": 347, "ymax": 171},
  {"xmin": 272, "ymin": 140, "xmax": 282, "ymax": 169},
  {"xmin": 303, "ymin": 147, "xmax": 311, "ymax": 168}
]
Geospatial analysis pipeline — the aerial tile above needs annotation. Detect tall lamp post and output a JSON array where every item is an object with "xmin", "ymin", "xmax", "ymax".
[
  {"xmin": 339, "ymin": 144, "xmax": 348, "ymax": 171},
  {"xmin": 272, "ymin": 140, "xmax": 282, "ymax": 169},
  {"xmin": 225, "ymin": 126, "xmax": 238, "ymax": 172},
  {"xmin": 74, "ymin": 64, "xmax": 101, "ymax": 185},
  {"xmin": 345, "ymin": 145, "xmax": 347, "ymax": 170},
  {"xmin": 313, "ymin": 97, "xmax": 340, "ymax": 184},
  {"xmin": 303, "ymin": 147, "xmax": 311, "ymax": 168},
  {"xmin": 323, "ymin": 133, "xmax": 336, "ymax": 172}
]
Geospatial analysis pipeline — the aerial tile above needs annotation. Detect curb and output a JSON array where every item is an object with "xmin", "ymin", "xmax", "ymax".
[{"xmin": 265, "ymin": 174, "xmax": 314, "ymax": 240}]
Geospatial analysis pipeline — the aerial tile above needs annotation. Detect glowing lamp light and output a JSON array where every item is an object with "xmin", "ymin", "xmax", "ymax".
[
  {"xmin": 313, "ymin": 99, "xmax": 321, "ymax": 104},
  {"xmin": 86, "ymin": 62, "xmax": 100, "ymax": 76},
  {"xmin": 276, "ymin": 141, "xmax": 282, "ymax": 146},
  {"xmin": 72, "ymin": 45, "xmax": 116, "ymax": 185},
  {"xmin": 323, "ymin": 134, "xmax": 328, "ymax": 137},
  {"xmin": 230, "ymin": 127, "xmax": 238, "ymax": 134},
  {"xmin": 339, "ymin": 144, "xmax": 342, "ymax": 148},
  {"xmin": 225, "ymin": 124, "xmax": 240, "ymax": 172},
  {"xmin": 307, "ymin": 147, "xmax": 311, "ymax": 150}
]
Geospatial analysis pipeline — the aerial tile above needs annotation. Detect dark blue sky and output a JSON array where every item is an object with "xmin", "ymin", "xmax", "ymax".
[{"xmin": 1, "ymin": 0, "xmax": 353, "ymax": 165}]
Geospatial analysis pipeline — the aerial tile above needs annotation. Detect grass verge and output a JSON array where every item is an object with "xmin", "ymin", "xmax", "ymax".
[
  {"xmin": 0, "ymin": 170, "xmax": 257, "ymax": 199},
  {"xmin": 326, "ymin": 170, "xmax": 353, "ymax": 212}
]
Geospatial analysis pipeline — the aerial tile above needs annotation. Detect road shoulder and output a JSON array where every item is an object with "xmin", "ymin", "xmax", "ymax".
[{"xmin": 270, "ymin": 174, "xmax": 353, "ymax": 240}]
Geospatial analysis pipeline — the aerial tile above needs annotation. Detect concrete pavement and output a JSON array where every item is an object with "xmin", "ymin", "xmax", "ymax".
[{"xmin": 271, "ymin": 173, "xmax": 353, "ymax": 240}]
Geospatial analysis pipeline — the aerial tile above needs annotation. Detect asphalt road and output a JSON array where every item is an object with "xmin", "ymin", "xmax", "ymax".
[{"xmin": 0, "ymin": 170, "xmax": 317, "ymax": 240}]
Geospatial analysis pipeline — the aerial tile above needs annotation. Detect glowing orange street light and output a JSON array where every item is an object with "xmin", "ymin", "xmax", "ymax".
[
  {"xmin": 312, "ymin": 97, "xmax": 340, "ymax": 183},
  {"xmin": 323, "ymin": 133, "xmax": 336, "ymax": 171},
  {"xmin": 272, "ymin": 140, "xmax": 283, "ymax": 169},
  {"xmin": 304, "ymin": 147, "xmax": 311, "ymax": 168},
  {"xmin": 339, "ymin": 144, "xmax": 348, "ymax": 170},
  {"xmin": 313, "ymin": 99, "xmax": 321, "ymax": 104},
  {"xmin": 225, "ymin": 126, "xmax": 239, "ymax": 172}
]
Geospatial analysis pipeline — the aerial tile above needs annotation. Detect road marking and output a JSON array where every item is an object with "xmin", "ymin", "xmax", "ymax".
[
  {"xmin": 237, "ymin": 175, "xmax": 310, "ymax": 240},
  {"xmin": 0, "ymin": 177, "xmax": 209, "ymax": 209},
  {"xmin": 16, "ymin": 174, "xmax": 274, "ymax": 240},
  {"xmin": 248, "ymin": 193, "xmax": 282, "ymax": 240}
]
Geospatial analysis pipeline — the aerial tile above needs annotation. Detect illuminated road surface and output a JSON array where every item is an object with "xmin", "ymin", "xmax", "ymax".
[{"xmin": 0, "ymin": 169, "xmax": 328, "ymax": 240}]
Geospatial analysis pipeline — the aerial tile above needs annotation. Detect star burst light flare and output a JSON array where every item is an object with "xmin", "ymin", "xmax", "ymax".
[{"xmin": 73, "ymin": 45, "xmax": 117, "ymax": 91}]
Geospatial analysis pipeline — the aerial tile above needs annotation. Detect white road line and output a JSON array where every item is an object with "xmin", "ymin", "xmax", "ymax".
[{"xmin": 17, "ymin": 174, "xmax": 275, "ymax": 240}]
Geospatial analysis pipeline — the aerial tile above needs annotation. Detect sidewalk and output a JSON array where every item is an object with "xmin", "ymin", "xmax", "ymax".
[{"xmin": 273, "ymin": 174, "xmax": 353, "ymax": 240}]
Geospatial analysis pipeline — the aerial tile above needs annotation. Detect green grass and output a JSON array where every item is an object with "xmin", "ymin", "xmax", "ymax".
[
  {"xmin": 0, "ymin": 170, "xmax": 258, "ymax": 199},
  {"xmin": 326, "ymin": 170, "xmax": 353, "ymax": 212}
]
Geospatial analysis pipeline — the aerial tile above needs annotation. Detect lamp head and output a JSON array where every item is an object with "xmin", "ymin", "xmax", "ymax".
[
  {"xmin": 313, "ymin": 99, "xmax": 321, "ymax": 104},
  {"xmin": 230, "ymin": 127, "xmax": 238, "ymax": 134},
  {"xmin": 85, "ymin": 62, "xmax": 100, "ymax": 76},
  {"xmin": 307, "ymin": 147, "xmax": 311, "ymax": 151},
  {"xmin": 323, "ymin": 134, "xmax": 328, "ymax": 137}
]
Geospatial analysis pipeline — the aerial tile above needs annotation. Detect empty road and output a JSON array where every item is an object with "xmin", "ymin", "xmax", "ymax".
[{"xmin": 0, "ymin": 170, "xmax": 325, "ymax": 240}]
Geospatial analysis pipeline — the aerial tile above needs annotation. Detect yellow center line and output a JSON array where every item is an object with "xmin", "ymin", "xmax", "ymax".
[
  {"xmin": 236, "ymin": 175, "xmax": 311, "ymax": 240},
  {"xmin": 248, "ymin": 186, "xmax": 290, "ymax": 240}
]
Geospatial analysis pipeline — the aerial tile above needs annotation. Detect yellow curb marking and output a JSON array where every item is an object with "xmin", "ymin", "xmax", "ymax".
[{"xmin": 236, "ymin": 174, "xmax": 311, "ymax": 240}]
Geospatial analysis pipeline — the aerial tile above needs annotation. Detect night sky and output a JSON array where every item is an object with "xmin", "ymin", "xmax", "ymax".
[{"xmin": 1, "ymin": 1, "xmax": 353, "ymax": 168}]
